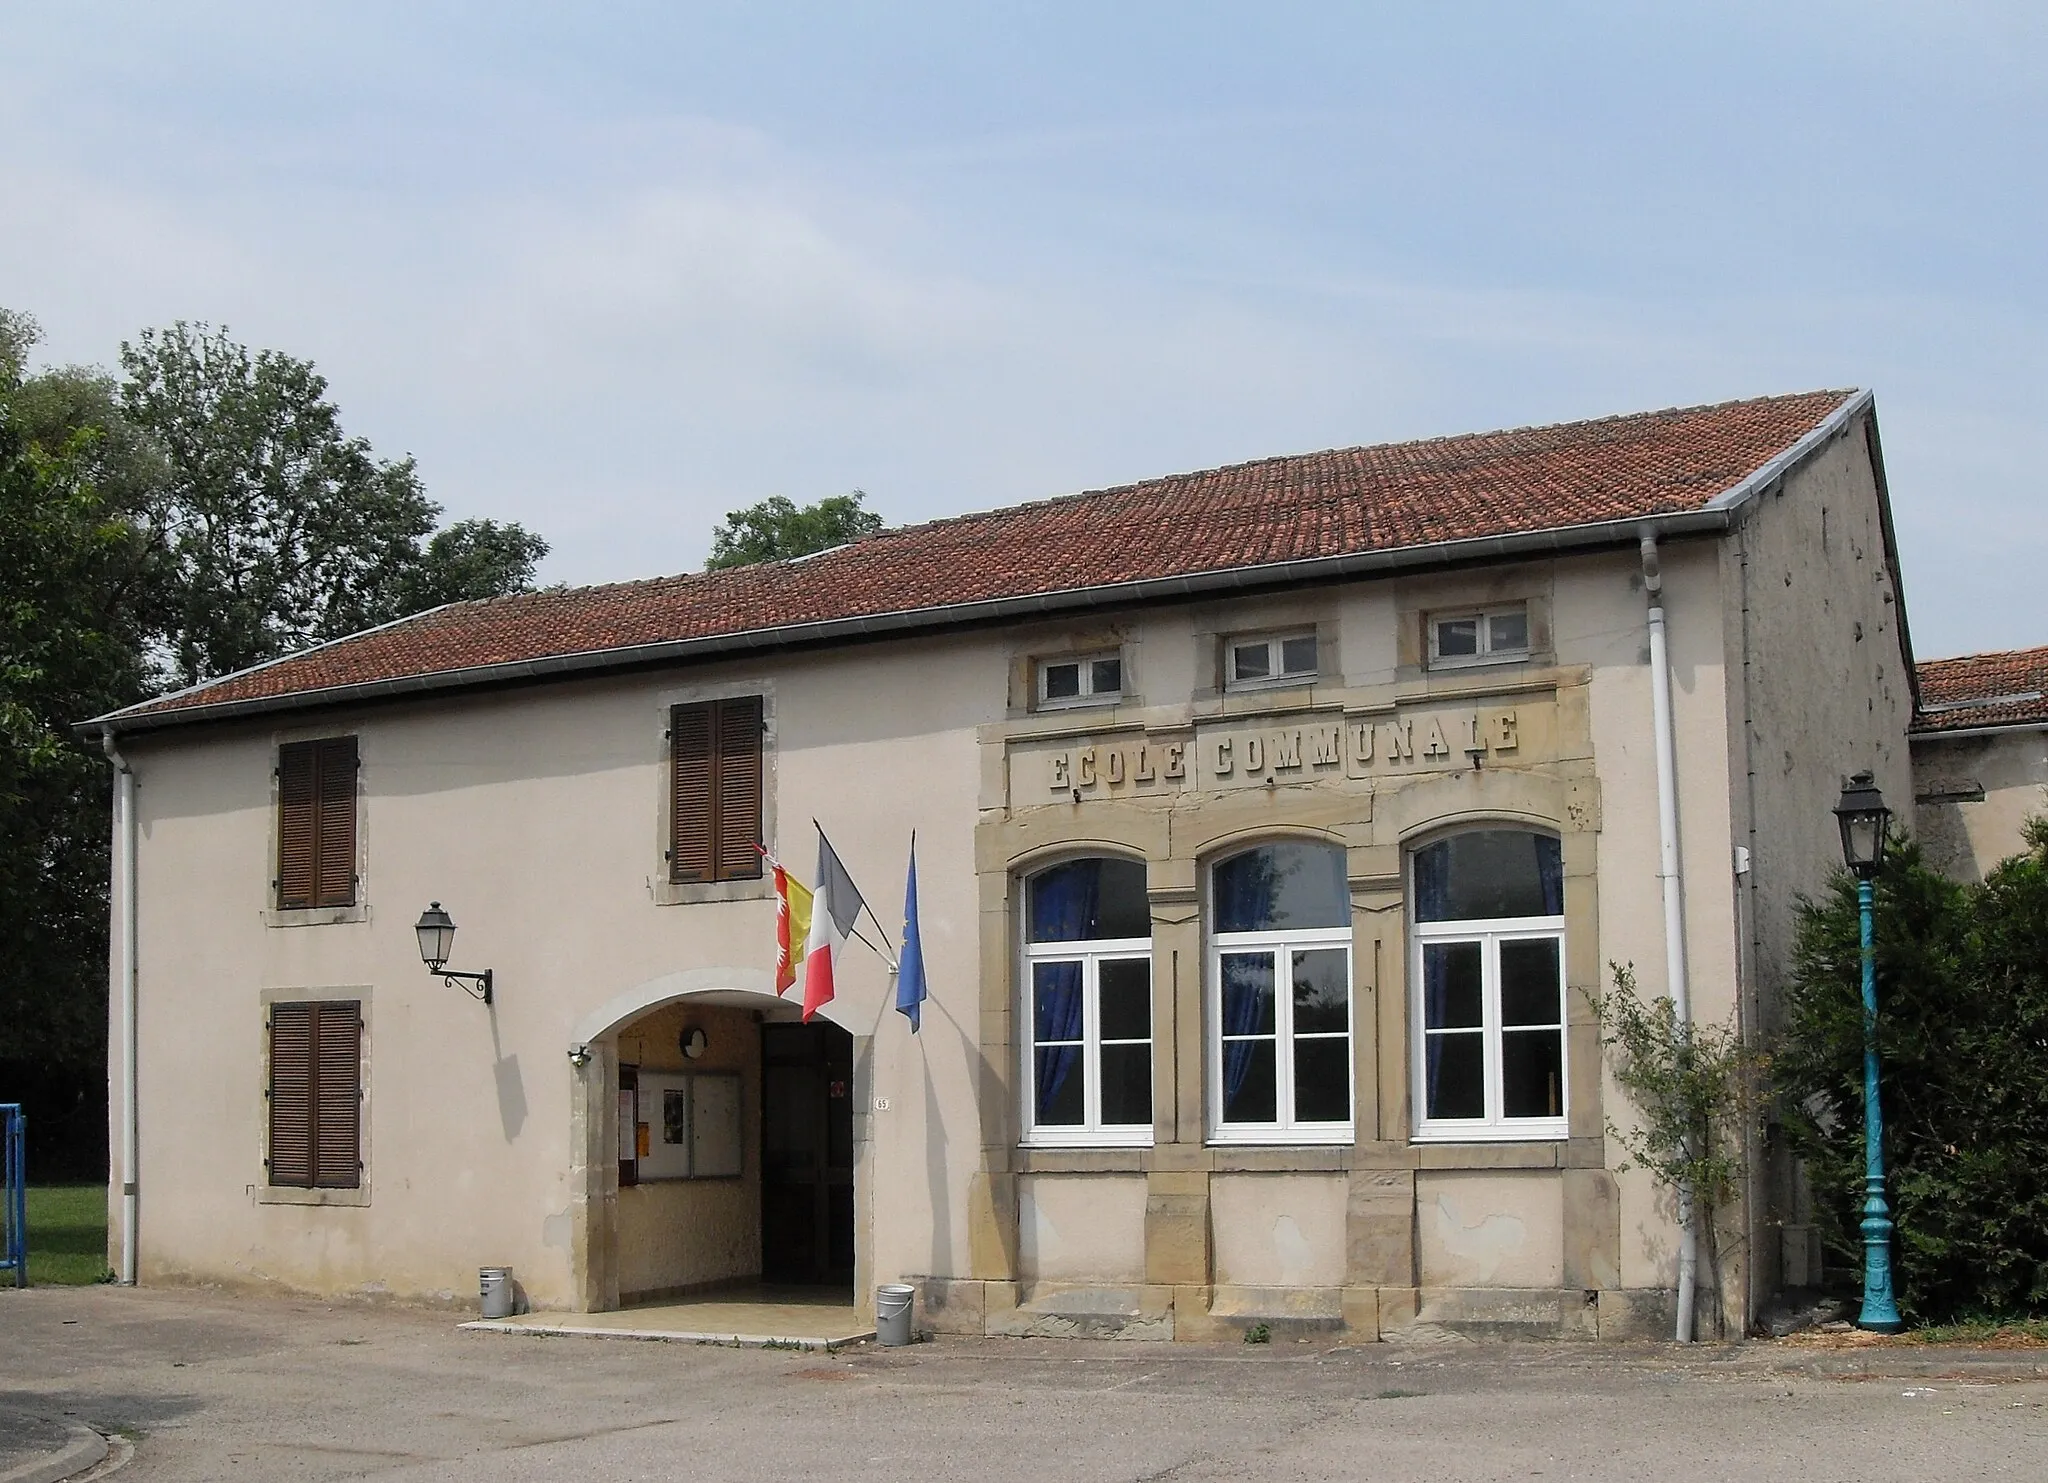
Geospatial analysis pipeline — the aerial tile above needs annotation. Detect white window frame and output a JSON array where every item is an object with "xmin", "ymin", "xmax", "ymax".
[
  {"xmin": 1427, "ymin": 604, "xmax": 1531, "ymax": 669},
  {"xmin": 1021, "ymin": 937, "xmax": 1154, "ymax": 1147},
  {"xmin": 1410, "ymin": 914, "xmax": 1568, "ymax": 1142},
  {"xmin": 1037, "ymin": 650, "xmax": 1124, "ymax": 709},
  {"xmin": 1207, "ymin": 922, "xmax": 1354, "ymax": 1146},
  {"xmin": 1224, "ymin": 630, "xmax": 1319, "ymax": 691}
]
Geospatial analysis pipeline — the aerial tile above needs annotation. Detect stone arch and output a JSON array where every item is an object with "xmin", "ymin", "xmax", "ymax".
[{"xmin": 568, "ymin": 964, "xmax": 855, "ymax": 1055}]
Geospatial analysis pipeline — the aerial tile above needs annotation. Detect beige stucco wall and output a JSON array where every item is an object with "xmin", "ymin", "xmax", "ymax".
[
  {"xmin": 1017, "ymin": 1174, "xmax": 1148, "ymax": 1285},
  {"xmin": 1416, "ymin": 1171, "xmax": 1564, "ymax": 1289},
  {"xmin": 1210, "ymin": 1174, "xmax": 1348, "ymax": 1289},
  {"xmin": 1912, "ymin": 729, "xmax": 2048, "ymax": 882}
]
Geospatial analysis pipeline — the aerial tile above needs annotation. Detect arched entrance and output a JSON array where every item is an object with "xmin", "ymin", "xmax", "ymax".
[{"xmin": 567, "ymin": 969, "xmax": 866, "ymax": 1315}]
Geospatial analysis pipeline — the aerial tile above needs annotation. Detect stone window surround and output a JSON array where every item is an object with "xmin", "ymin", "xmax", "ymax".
[
  {"xmin": 255, "ymin": 984, "xmax": 372, "ymax": 1207},
  {"xmin": 968, "ymin": 670, "xmax": 1609, "ymax": 1306},
  {"xmin": 650, "ymin": 678, "xmax": 778, "ymax": 906},
  {"xmin": 263, "ymin": 727, "xmax": 370, "ymax": 929}
]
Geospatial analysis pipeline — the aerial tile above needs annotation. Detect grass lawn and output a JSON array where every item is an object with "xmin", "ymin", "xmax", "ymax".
[{"xmin": 22, "ymin": 1184, "xmax": 112, "ymax": 1285}]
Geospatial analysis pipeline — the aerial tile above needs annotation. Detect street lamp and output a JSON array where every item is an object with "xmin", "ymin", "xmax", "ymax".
[
  {"xmin": 414, "ymin": 902, "xmax": 493, "ymax": 1005},
  {"xmin": 1832, "ymin": 772, "xmax": 1902, "ymax": 1333}
]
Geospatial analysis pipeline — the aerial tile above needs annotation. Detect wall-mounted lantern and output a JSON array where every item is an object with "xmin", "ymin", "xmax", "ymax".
[{"xmin": 414, "ymin": 902, "xmax": 493, "ymax": 1005}]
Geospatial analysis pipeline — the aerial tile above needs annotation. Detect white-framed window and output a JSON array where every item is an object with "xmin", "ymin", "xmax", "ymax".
[
  {"xmin": 1022, "ymin": 856, "xmax": 1152, "ymax": 1146},
  {"xmin": 1226, "ymin": 631, "xmax": 1318, "ymax": 689},
  {"xmin": 1411, "ymin": 829, "xmax": 1567, "ymax": 1142},
  {"xmin": 1208, "ymin": 841, "xmax": 1353, "ymax": 1144},
  {"xmin": 1428, "ymin": 605, "xmax": 1530, "ymax": 668},
  {"xmin": 1038, "ymin": 651, "xmax": 1124, "ymax": 707}
]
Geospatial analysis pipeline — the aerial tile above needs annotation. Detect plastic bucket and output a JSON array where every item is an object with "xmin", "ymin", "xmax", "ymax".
[
  {"xmin": 479, "ymin": 1266, "xmax": 515, "ymax": 1319},
  {"xmin": 875, "ymin": 1283, "xmax": 916, "ymax": 1346}
]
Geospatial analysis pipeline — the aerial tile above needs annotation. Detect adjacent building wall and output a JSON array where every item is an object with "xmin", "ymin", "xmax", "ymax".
[{"xmin": 1911, "ymin": 729, "xmax": 2048, "ymax": 881}]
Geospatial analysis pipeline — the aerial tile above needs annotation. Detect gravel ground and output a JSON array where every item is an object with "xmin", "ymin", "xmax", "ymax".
[{"xmin": 3, "ymin": 1284, "xmax": 2045, "ymax": 1481}]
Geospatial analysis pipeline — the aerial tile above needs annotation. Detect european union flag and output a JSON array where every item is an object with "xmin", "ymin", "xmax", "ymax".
[{"xmin": 895, "ymin": 834, "xmax": 926, "ymax": 1032}]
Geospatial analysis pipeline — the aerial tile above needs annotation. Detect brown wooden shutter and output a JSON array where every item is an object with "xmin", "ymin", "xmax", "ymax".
[
  {"xmin": 276, "ymin": 744, "xmax": 319, "ymax": 910},
  {"xmin": 312, "ymin": 1002, "xmax": 362, "ymax": 1189},
  {"xmin": 312, "ymin": 737, "xmax": 358, "ymax": 908},
  {"xmin": 714, "ymin": 695, "xmax": 764, "ymax": 881},
  {"xmin": 268, "ymin": 1003, "xmax": 315, "ymax": 1187},
  {"xmin": 670, "ymin": 704, "xmax": 715, "ymax": 882}
]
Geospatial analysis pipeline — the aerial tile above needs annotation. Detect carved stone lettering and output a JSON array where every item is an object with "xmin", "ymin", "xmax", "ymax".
[
  {"xmin": 1383, "ymin": 719, "xmax": 1413, "ymax": 761},
  {"xmin": 1494, "ymin": 710, "xmax": 1519, "ymax": 751},
  {"xmin": 1049, "ymin": 753, "xmax": 1070, "ymax": 791},
  {"xmin": 1244, "ymin": 736, "xmax": 1265, "ymax": 773},
  {"xmin": 1164, "ymin": 743, "xmax": 1186, "ymax": 780},
  {"xmin": 1213, "ymin": 738, "xmax": 1233, "ymax": 776},
  {"xmin": 1350, "ymin": 722, "xmax": 1374, "ymax": 763},
  {"xmin": 1077, "ymin": 749, "xmax": 1097, "ymax": 786},
  {"xmin": 1421, "ymin": 719, "xmax": 1450, "ymax": 759},
  {"xmin": 1310, "ymin": 726, "xmax": 1341, "ymax": 768},
  {"xmin": 1273, "ymin": 730, "xmax": 1301, "ymax": 770},
  {"xmin": 1135, "ymin": 745, "xmax": 1156, "ymax": 783},
  {"xmin": 1105, "ymin": 749, "xmax": 1126, "ymax": 785}
]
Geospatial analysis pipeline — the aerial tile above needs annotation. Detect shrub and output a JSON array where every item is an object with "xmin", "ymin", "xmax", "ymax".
[{"xmin": 1777, "ymin": 824, "xmax": 2048, "ymax": 1322}]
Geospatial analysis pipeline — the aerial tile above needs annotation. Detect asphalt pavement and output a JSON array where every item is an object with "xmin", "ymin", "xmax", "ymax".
[{"xmin": 2, "ymin": 1284, "xmax": 2045, "ymax": 1481}]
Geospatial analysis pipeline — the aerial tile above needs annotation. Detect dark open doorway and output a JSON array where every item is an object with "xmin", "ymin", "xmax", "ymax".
[{"xmin": 760, "ymin": 1021, "xmax": 854, "ymax": 1291}]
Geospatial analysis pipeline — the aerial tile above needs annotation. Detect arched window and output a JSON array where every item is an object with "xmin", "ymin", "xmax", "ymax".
[
  {"xmin": 1021, "ymin": 857, "xmax": 1152, "ymax": 1146},
  {"xmin": 1208, "ymin": 841, "xmax": 1353, "ymax": 1143},
  {"xmin": 1410, "ymin": 829, "xmax": 1567, "ymax": 1140}
]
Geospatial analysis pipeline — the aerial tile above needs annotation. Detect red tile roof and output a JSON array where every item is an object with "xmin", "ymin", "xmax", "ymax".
[
  {"xmin": 106, "ymin": 389, "xmax": 1860, "ymax": 728},
  {"xmin": 1914, "ymin": 646, "xmax": 2048, "ymax": 733}
]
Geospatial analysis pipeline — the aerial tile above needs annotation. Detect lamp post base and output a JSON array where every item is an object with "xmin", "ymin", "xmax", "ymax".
[{"xmin": 1857, "ymin": 1196, "xmax": 1904, "ymax": 1333}]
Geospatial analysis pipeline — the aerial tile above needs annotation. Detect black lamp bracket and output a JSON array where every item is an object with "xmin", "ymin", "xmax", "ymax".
[{"xmin": 436, "ymin": 968, "xmax": 493, "ymax": 1005}]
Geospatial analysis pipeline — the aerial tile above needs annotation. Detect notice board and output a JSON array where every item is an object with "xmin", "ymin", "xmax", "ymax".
[{"xmin": 635, "ymin": 1070, "xmax": 743, "ymax": 1180}]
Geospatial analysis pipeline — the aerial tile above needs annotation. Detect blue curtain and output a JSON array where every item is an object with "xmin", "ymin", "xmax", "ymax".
[
  {"xmin": 1415, "ymin": 843, "xmax": 1450, "ymax": 922},
  {"xmin": 1220, "ymin": 954, "xmax": 1270, "ymax": 1102},
  {"xmin": 1031, "ymin": 859, "xmax": 1102, "ymax": 942},
  {"xmin": 1422, "ymin": 946, "xmax": 1448, "ymax": 1116},
  {"xmin": 1030, "ymin": 863, "xmax": 1099, "ymax": 1115},
  {"xmin": 1033, "ymin": 962, "xmax": 1084, "ymax": 1116},
  {"xmin": 1537, "ymin": 834, "xmax": 1563, "ymax": 915}
]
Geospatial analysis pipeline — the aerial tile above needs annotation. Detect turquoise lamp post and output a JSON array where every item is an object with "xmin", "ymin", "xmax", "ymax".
[{"xmin": 1833, "ymin": 772, "xmax": 1903, "ymax": 1333}]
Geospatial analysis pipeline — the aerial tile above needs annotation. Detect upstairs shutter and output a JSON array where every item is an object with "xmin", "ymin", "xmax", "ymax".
[
  {"xmin": 276, "ymin": 744, "xmax": 319, "ymax": 910},
  {"xmin": 714, "ymin": 695, "xmax": 763, "ymax": 880},
  {"xmin": 268, "ymin": 1004, "xmax": 315, "ymax": 1187},
  {"xmin": 312, "ymin": 1002, "xmax": 362, "ymax": 1189},
  {"xmin": 670, "ymin": 704, "xmax": 715, "ymax": 882},
  {"xmin": 313, "ymin": 737, "xmax": 358, "ymax": 908}
]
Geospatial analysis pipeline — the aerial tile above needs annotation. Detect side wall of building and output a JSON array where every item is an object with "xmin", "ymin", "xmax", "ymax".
[{"xmin": 1720, "ymin": 414, "xmax": 1915, "ymax": 1299}]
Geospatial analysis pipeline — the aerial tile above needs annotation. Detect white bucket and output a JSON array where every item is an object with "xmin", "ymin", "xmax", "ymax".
[
  {"xmin": 875, "ymin": 1282, "xmax": 916, "ymax": 1346},
  {"xmin": 479, "ymin": 1266, "xmax": 514, "ymax": 1319}
]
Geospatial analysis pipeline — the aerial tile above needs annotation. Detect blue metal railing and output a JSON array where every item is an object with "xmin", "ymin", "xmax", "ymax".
[{"xmin": 1, "ymin": 1104, "xmax": 24, "ymax": 1286}]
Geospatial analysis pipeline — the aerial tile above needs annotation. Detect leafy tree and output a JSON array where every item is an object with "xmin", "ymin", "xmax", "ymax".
[
  {"xmin": 120, "ymin": 322, "xmax": 548, "ymax": 686},
  {"xmin": 1778, "ymin": 829, "xmax": 2048, "ymax": 1322},
  {"xmin": 705, "ymin": 490, "xmax": 883, "ymax": 570},
  {"xmin": 0, "ymin": 317, "xmax": 152, "ymax": 1138}
]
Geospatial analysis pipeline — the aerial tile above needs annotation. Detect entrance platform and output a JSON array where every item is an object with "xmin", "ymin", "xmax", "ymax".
[{"xmin": 461, "ymin": 1288, "xmax": 871, "ymax": 1351}]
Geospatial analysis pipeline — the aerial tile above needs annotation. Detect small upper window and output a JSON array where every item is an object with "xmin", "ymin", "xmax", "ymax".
[
  {"xmin": 1227, "ymin": 631, "xmax": 1318, "ymax": 689},
  {"xmin": 1430, "ymin": 606, "xmax": 1530, "ymax": 668},
  {"xmin": 1039, "ymin": 652, "xmax": 1123, "ymax": 707}
]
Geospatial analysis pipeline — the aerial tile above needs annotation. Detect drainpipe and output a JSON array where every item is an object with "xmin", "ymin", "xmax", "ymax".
[
  {"xmin": 1639, "ymin": 531, "xmax": 1698, "ymax": 1341},
  {"xmin": 100, "ymin": 726, "xmax": 138, "ymax": 1286}
]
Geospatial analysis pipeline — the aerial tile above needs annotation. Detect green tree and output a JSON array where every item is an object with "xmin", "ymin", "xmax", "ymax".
[
  {"xmin": 120, "ymin": 322, "xmax": 548, "ymax": 686},
  {"xmin": 0, "ymin": 315, "xmax": 151, "ymax": 1091},
  {"xmin": 1778, "ymin": 829, "xmax": 2048, "ymax": 1321},
  {"xmin": 705, "ymin": 490, "xmax": 883, "ymax": 570}
]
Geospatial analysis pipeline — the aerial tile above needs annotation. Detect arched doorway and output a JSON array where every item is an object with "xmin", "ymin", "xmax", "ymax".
[{"xmin": 567, "ymin": 969, "xmax": 865, "ymax": 1314}]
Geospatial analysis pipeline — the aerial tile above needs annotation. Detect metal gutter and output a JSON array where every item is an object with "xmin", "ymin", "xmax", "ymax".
[
  {"xmin": 82, "ymin": 398, "xmax": 1870, "ymax": 739},
  {"xmin": 1909, "ymin": 719, "xmax": 2048, "ymax": 742}
]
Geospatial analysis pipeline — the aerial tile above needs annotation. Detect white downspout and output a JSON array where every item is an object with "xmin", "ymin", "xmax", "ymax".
[
  {"xmin": 1640, "ymin": 531, "xmax": 1698, "ymax": 1342},
  {"xmin": 100, "ymin": 726, "xmax": 138, "ymax": 1286}
]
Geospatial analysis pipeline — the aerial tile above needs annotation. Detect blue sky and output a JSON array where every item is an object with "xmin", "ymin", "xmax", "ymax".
[{"xmin": 4, "ymin": 3, "xmax": 2043, "ymax": 656}]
